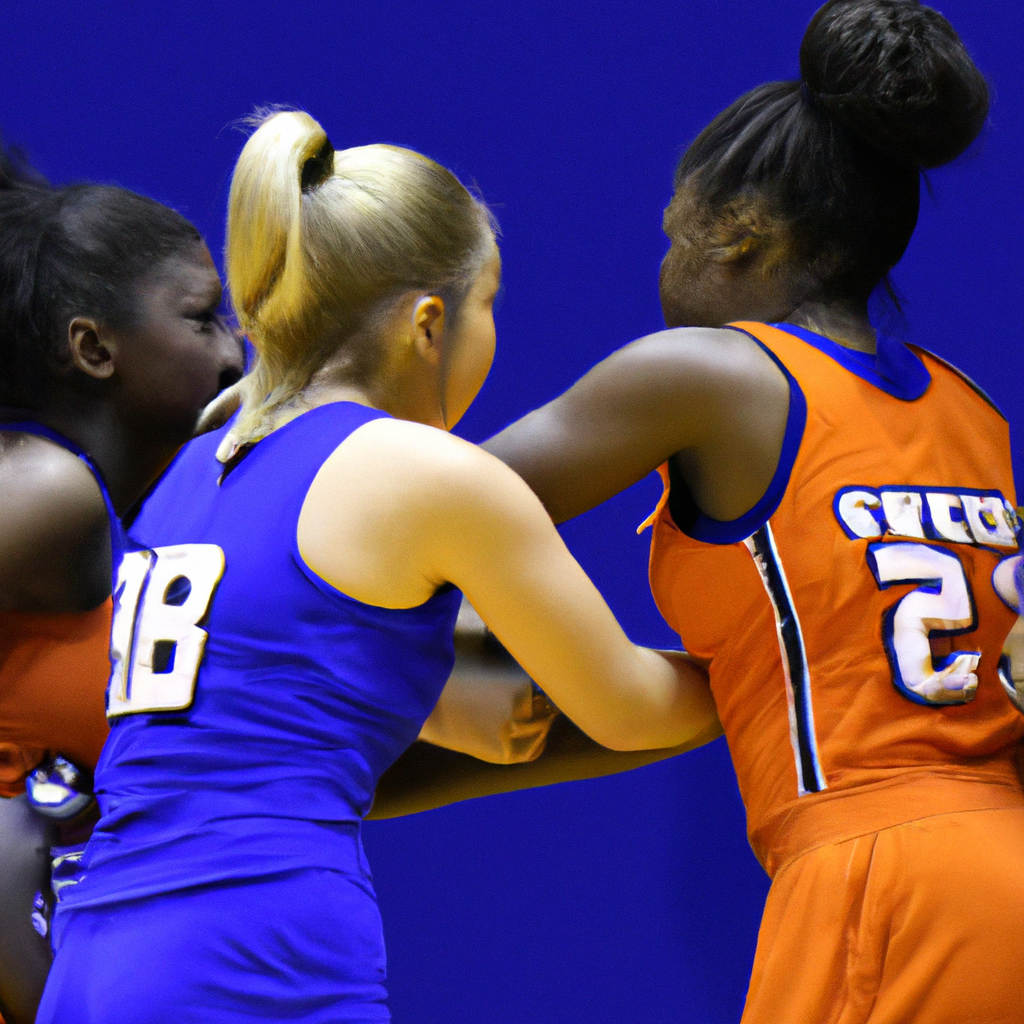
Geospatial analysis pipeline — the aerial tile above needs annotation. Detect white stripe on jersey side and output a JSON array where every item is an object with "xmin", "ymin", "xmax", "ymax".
[{"xmin": 744, "ymin": 523, "xmax": 827, "ymax": 796}]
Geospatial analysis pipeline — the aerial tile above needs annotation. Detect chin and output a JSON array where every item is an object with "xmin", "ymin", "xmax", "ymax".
[
  {"xmin": 660, "ymin": 293, "xmax": 724, "ymax": 329},
  {"xmin": 660, "ymin": 303, "xmax": 690, "ymax": 329},
  {"xmin": 662, "ymin": 310, "xmax": 718, "ymax": 330}
]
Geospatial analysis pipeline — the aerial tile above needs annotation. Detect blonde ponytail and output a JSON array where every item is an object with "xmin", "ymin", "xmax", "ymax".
[{"xmin": 225, "ymin": 109, "xmax": 495, "ymax": 445}]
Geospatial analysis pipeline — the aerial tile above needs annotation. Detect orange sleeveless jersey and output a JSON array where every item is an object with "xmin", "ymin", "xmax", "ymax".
[
  {"xmin": 647, "ymin": 323, "xmax": 1022, "ymax": 877},
  {"xmin": 0, "ymin": 600, "xmax": 112, "ymax": 797}
]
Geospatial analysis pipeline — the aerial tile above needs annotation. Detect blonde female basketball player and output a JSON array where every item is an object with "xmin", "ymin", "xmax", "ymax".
[{"xmin": 36, "ymin": 112, "xmax": 718, "ymax": 1023}]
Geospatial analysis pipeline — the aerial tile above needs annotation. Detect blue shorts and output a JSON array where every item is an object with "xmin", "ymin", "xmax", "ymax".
[{"xmin": 36, "ymin": 869, "xmax": 390, "ymax": 1023}]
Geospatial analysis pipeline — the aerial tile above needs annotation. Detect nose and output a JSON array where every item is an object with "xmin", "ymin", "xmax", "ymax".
[
  {"xmin": 215, "ymin": 325, "xmax": 247, "ymax": 394},
  {"xmin": 658, "ymin": 250, "xmax": 672, "ymax": 290}
]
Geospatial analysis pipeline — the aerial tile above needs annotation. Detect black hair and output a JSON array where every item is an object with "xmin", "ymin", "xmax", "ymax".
[
  {"xmin": 674, "ymin": 0, "xmax": 989, "ymax": 304},
  {"xmin": 0, "ymin": 139, "xmax": 203, "ymax": 408}
]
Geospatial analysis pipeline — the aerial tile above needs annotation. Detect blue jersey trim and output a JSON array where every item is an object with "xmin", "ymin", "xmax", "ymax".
[
  {"xmin": 666, "ymin": 328, "xmax": 807, "ymax": 546},
  {"xmin": 295, "ymin": 540, "xmax": 461, "ymax": 613},
  {"xmin": 0, "ymin": 420, "xmax": 125, "ymax": 577},
  {"xmin": 771, "ymin": 322, "xmax": 931, "ymax": 401}
]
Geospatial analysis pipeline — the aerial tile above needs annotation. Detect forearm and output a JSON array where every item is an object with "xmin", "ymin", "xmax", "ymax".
[
  {"xmin": 367, "ymin": 713, "xmax": 723, "ymax": 820},
  {"xmin": 0, "ymin": 797, "xmax": 54, "ymax": 1024}
]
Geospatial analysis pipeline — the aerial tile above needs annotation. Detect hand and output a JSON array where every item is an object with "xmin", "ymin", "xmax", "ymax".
[
  {"xmin": 0, "ymin": 743, "xmax": 46, "ymax": 799},
  {"xmin": 418, "ymin": 599, "xmax": 559, "ymax": 764},
  {"xmin": 995, "ymin": 554, "xmax": 1024, "ymax": 707}
]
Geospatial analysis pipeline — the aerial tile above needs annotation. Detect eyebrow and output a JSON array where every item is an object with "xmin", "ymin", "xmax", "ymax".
[{"xmin": 184, "ymin": 279, "xmax": 223, "ymax": 309}]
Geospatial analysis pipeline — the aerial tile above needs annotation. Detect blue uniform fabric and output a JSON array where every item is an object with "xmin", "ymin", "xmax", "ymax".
[
  {"xmin": 39, "ymin": 402, "xmax": 463, "ymax": 1023},
  {"xmin": 44, "ymin": 869, "xmax": 390, "ymax": 1023}
]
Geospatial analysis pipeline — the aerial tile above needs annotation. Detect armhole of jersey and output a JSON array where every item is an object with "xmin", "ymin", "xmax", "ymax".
[
  {"xmin": 910, "ymin": 344, "xmax": 1008, "ymax": 421},
  {"xmin": 664, "ymin": 328, "xmax": 807, "ymax": 545},
  {"xmin": 293, "ymin": 543, "xmax": 459, "ymax": 613},
  {"xmin": 289, "ymin": 408, "xmax": 458, "ymax": 614}
]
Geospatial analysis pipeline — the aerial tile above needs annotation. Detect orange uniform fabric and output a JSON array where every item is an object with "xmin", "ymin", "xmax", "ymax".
[
  {"xmin": 647, "ymin": 323, "xmax": 1023, "ymax": 1021},
  {"xmin": 0, "ymin": 600, "xmax": 112, "ymax": 797},
  {"xmin": 746, "ymin": 806, "xmax": 1024, "ymax": 1023}
]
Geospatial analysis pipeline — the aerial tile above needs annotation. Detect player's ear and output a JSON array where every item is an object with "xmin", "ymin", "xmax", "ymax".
[
  {"xmin": 707, "ymin": 194, "xmax": 800, "ymax": 272},
  {"xmin": 708, "ymin": 204, "xmax": 768, "ymax": 265},
  {"xmin": 410, "ymin": 296, "xmax": 446, "ymax": 367},
  {"xmin": 68, "ymin": 317, "xmax": 117, "ymax": 380}
]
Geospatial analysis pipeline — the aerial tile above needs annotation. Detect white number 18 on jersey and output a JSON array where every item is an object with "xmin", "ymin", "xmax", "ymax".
[{"xmin": 107, "ymin": 545, "xmax": 225, "ymax": 719}]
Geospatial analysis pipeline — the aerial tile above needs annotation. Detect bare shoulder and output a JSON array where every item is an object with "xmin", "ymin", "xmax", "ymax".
[
  {"xmin": 0, "ymin": 432, "xmax": 110, "ymax": 612},
  {"xmin": 618, "ymin": 325, "xmax": 747, "ymax": 359},
  {"xmin": 317, "ymin": 416, "xmax": 525, "ymax": 508},
  {"xmin": 605, "ymin": 326, "xmax": 787, "ymax": 396},
  {"xmin": 0, "ymin": 432, "xmax": 105, "ymax": 528},
  {"xmin": 298, "ymin": 417, "xmax": 540, "ymax": 609},
  {"xmin": 483, "ymin": 325, "xmax": 793, "ymax": 524},
  {"xmin": 550, "ymin": 325, "xmax": 790, "ymax": 451}
]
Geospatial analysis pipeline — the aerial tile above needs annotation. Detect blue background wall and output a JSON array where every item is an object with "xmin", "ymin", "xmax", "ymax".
[{"xmin": 2, "ymin": 2, "xmax": 1020, "ymax": 1020}]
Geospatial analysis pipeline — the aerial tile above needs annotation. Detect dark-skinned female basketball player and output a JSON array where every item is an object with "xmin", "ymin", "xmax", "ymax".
[
  {"xmin": 0, "ymin": 147, "xmax": 244, "ymax": 1024},
  {"xmin": 482, "ymin": 3, "xmax": 1023, "ymax": 1021},
  {"xmin": 380, "ymin": 2, "xmax": 1024, "ymax": 1021}
]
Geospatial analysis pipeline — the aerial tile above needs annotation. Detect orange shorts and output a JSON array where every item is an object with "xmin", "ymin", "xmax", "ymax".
[{"xmin": 742, "ymin": 805, "xmax": 1024, "ymax": 1024}]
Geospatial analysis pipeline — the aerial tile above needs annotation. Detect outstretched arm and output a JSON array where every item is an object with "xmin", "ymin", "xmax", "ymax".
[
  {"xmin": 301, "ymin": 418, "xmax": 721, "ymax": 752},
  {"xmin": 0, "ymin": 797, "xmax": 54, "ymax": 1024},
  {"xmin": 372, "ymin": 596, "xmax": 721, "ymax": 819},
  {"xmin": 482, "ymin": 326, "xmax": 790, "ymax": 524},
  {"xmin": 369, "ymin": 715, "xmax": 721, "ymax": 820},
  {"xmin": 373, "ymin": 329, "xmax": 779, "ymax": 817}
]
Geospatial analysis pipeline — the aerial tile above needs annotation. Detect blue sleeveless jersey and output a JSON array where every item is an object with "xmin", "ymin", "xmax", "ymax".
[{"xmin": 61, "ymin": 402, "xmax": 462, "ymax": 909}]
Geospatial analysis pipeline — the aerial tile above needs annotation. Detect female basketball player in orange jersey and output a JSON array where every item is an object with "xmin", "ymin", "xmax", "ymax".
[{"xmin": 472, "ymin": 2, "xmax": 1023, "ymax": 1021}]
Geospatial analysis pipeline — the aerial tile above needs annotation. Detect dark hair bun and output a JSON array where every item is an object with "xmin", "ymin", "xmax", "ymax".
[
  {"xmin": 799, "ymin": 0, "xmax": 988, "ymax": 168},
  {"xmin": 0, "ymin": 135, "xmax": 47, "ymax": 192}
]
